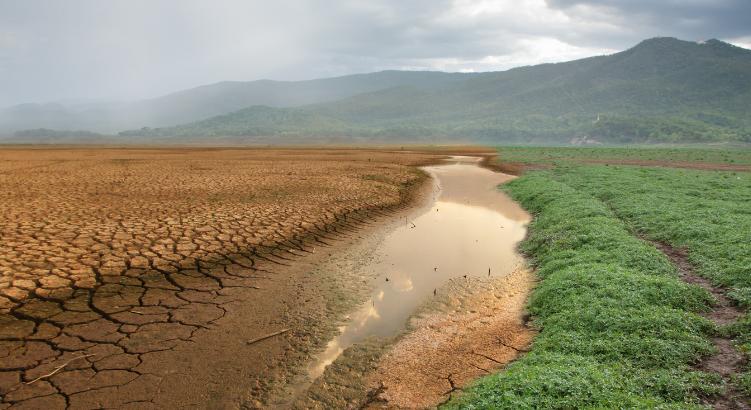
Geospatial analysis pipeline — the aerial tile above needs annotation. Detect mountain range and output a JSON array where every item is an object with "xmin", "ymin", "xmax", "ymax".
[
  {"xmin": 3, "ymin": 37, "xmax": 750, "ymax": 144},
  {"xmin": 0, "ymin": 71, "xmax": 472, "ymax": 134}
]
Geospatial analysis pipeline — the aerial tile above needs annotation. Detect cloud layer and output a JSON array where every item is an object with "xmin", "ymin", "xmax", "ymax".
[{"xmin": 1, "ymin": 0, "xmax": 749, "ymax": 106}]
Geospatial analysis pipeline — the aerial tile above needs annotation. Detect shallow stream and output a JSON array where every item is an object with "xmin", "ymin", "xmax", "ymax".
[{"xmin": 306, "ymin": 156, "xmax": 530, "ymax": 379}]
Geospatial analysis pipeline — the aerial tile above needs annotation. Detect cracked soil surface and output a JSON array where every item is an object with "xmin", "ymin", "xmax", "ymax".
[
  {"xmin": 0, "ymin": 146, "xmax": 460, "ymax": 409},
  {"xmin": 366, "ymin": 268, "xmax": 536, "ymax": 408}
]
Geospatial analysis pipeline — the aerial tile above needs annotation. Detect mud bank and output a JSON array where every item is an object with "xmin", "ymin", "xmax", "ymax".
[
  {"xmin": 288, "ymin": 156, "xmax": 535, "ymax": 408},
  {"xmin": 0, "ymin": 148, "xmax": 444, "ymax": 409}
]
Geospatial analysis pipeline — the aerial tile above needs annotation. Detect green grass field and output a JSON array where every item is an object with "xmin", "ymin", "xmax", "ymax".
[
  {"xmin": 449, "ymin": 147, "xmax": 751, "ymax": 408},
  {"xmin": 496, "ymin": 146, "xmax": 751, "ymax": 166}
]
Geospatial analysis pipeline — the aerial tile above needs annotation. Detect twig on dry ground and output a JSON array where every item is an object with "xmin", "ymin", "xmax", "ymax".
[
  {"xmin": 26, "ymin": 354, "xmax": 96, "ymax": 384},
  {"xmin": 246, "ymin": 328, "xmax": 290, "ymax": 345}
]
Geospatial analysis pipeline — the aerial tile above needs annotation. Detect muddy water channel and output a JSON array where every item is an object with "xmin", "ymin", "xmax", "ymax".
[{"xmin": 306, "ymin": 156, "xmax": 530, "ymax": 384}]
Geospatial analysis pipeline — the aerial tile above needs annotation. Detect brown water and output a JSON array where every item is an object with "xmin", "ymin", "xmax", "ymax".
[{"xmin": 307, "ymin": 156, "xmax": 530, "ymax": 378}]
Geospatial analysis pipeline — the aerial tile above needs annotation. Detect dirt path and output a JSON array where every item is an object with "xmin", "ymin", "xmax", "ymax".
[{"xmin": 652, "ymin": 242, "xmax": 749, "ymax": 409}]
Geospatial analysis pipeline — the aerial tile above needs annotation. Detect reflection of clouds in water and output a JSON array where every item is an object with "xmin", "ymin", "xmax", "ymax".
[
  {"xmin": 310, "ymin": 329, "xmax": 345, "ymax": 376},
  {"xmin": 346, "ymin": 304, "xmax": 382, "ymax": 336},
  {"xmin": 390, "ymin": 272, "xmax": 414, "ymax": 292},
  {"xmin": 364, "ymin": 304, "xmax": 380, "ymax": 321},
  {"xmin": 306, "ymin": 158, "xmax": 530, "ymax": 382},
  {"xmin": 309, "ymin": 303, "xmax": 382, "ymax": 377}
]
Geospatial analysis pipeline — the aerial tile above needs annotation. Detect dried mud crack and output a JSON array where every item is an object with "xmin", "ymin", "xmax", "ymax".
[
  {"xmin": 364, "ymin": 270, "xmax": 536, "ymax": 408},
  {"xmin": 293, "ymin": 260, "xmax": 536, "ymax": 409},
  {"xmin": 652, "ymin": 242, "xmax": 749, "ymax": 410},
  {"xmin": 0, "ymin": 147, "xmax": 462, "ymax": 409}
]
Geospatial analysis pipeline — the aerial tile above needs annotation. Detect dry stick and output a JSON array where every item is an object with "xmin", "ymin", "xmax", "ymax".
[
  {"xmin": 246, "ymin": 328, "xmax": 290, "ymax": 345},
  {"xmin": 26, "ymin": 354, "xmax": 96, "ymax": 385}
]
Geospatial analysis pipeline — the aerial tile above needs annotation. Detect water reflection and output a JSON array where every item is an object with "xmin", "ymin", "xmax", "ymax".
[{"xmin": 307, "ymin": 156, "xmax": 530, "ymax": 379}]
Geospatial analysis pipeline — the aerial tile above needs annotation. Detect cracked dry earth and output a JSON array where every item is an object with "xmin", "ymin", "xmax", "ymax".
[
  {"xmin": 367, "ymin": 269, "xmax": 536, "ymax": 408},
  {"xmin": 293, "ymin": 270, "xmax": 536, "ymax": 409},
  {"xmin": 0, "ymin": 147, "xmax": 448, "ymax": 409}
]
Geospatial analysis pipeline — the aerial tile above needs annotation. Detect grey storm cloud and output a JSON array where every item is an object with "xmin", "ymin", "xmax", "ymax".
[
  {"xmin": 544, "ymin": 0, "xmax": 751, "ymax": 44},
  {"xmin": 0, "ymin": 0, "xmax": 750, "ymax": 107}
]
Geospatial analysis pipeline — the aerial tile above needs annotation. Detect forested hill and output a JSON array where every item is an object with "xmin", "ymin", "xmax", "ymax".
[{"xmin": 122, "ymin": 37, "xmax": 751, "ymax": 144}]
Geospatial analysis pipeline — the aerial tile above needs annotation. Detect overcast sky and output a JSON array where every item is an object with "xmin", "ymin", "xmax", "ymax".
[{"xmin": 1, "ymin": 0, "xmax": 750, "ymax": 107}]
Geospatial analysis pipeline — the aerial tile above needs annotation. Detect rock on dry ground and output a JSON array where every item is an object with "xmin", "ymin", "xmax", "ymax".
[{"xmin": 0, "ymin": 147, "xmax": 475, "ymax": 409}]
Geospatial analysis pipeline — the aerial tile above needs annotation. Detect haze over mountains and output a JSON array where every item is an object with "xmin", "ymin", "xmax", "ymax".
[
  {"xmin": 3, "ymin": 37, "xmax": 751, "ymax": 144},
  {"xmin": 0, "ymin": 71, "xmax": 473, "ymax": 134}
]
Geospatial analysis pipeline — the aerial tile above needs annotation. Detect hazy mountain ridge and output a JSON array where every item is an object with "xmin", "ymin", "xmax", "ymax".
[
  {"xmin": 0, "ymin": 71, "xmax": 473, "ymax": 133},
  {"xmin": 5, "ymin": 37, "xmax": 751, "ymax": 144},
  {"xmin": 120, "ymin": 37, "xmax": 751, "ymax": 144}
]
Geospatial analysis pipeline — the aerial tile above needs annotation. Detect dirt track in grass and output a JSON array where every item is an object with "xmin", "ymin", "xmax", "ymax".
[{"xmin": 652, "ymin": 242, "xmax": 749, "ymax": 410}]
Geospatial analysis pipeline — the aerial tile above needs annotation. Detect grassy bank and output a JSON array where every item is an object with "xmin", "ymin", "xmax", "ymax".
[
  {"xmin": 448, "ymin": 174, "xmax": 719, "ymax": 408},
  {"xmin": 551, "ymin": 165, "xmax": 751, "ymax": 394},
  {"xmin": 451, "ymin": 147, "xmax": 751, "ymax": 407}
]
